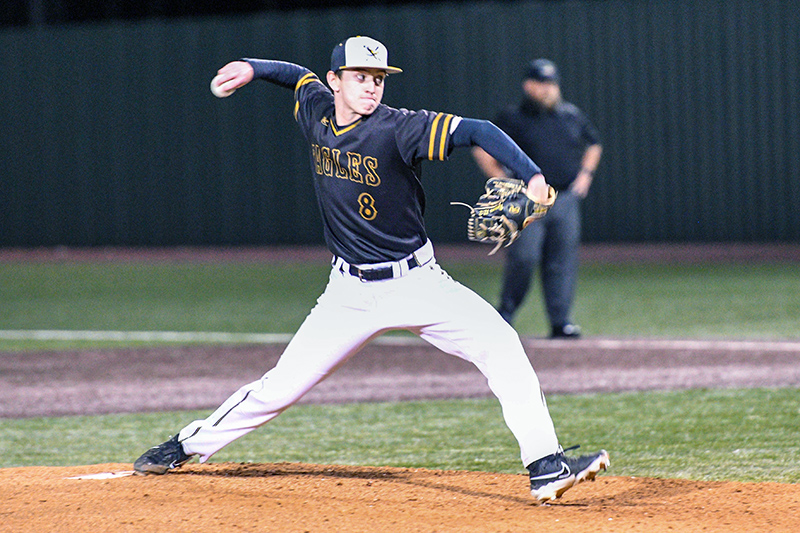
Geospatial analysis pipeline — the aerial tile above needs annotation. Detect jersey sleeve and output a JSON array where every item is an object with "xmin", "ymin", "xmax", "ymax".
[
  {"xmin": 244, "ymin": 59, "xmax": 312, "ymax": 89},
  {"xmin": 451, "ymin": 118, "xmax": 541, "ymax": 180},
  {"xmin": 292, "ymin": 72, "xmax": 330, "ymax": 127},
  {"xmin": 394, "ymin": 109, "xmax": 460, "ymax": 165},
  {"xmin": 242, "ymin": 58, "xmax": 331, "ymax": 130}
]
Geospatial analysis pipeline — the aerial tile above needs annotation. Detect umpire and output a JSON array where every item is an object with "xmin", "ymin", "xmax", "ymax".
[{"xmin": 473, "ymin": 59, "xmax": 602, "ymax": 338}]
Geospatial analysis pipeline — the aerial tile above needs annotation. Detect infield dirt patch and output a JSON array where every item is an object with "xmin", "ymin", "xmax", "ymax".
[{"xmin": 2, "ymin": 462, "xmax": 799, "ymax": 532}]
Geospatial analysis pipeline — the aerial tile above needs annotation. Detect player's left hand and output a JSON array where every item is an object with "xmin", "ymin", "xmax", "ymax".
[{"xmin": 526, "ymin": 173, "xmax": 551, "ymax": 202}]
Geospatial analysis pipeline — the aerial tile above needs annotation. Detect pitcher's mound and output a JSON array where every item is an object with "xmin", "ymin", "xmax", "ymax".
[{"xmin": 2, "ymin": 462, "xmax": 797, "ymax": 532}]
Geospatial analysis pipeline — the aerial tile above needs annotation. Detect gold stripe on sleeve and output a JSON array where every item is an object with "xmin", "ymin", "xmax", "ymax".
[
  {"xmin": 438, "ymin": 114, "xmax": 454, "ymax": 161},
  {"xmin": 428, "ymin": 113, "xmax": 443, "ymax": 160},
  {"xmin": 294, "ymin": 73, "xmax": 318, "ymax": 94},
  {"xmin": 294, "ymin": 73, "xmax": 319, "ymax": 121}
]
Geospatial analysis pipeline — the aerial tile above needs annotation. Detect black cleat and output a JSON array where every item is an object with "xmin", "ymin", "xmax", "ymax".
[
  {"xmin": 528, "ymin": 450, "xmax": 575, "ymax": 503},
  {"xmin": 566, "ymin": 447, "xmax": 610, "ymax": 486},
  {"xmin": 133, "ymin": 434, "xmax": 194, "ymax": 475},
  {"xmin": 527, "ymin": 446, "xmax": 609, "ymax": 503}
]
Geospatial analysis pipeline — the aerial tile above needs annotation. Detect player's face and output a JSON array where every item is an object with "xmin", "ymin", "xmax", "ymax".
[{"xmin": 329, "ymin": 68, "xmax": 386, "ymax": 122}]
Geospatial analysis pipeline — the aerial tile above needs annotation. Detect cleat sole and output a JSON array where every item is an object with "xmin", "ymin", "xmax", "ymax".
[
  {"xmin": 133, "ymin": 462, "xmax": 170, "ymax": 475},
  {"xmin": 531, "ymin": 475, "xmax": 575, "ymax": 504}
]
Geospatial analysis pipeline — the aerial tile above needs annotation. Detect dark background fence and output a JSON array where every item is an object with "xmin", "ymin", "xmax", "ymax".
[{"xmin": 2, "ymin": 0, "xmax": 798, "ymax": 247}]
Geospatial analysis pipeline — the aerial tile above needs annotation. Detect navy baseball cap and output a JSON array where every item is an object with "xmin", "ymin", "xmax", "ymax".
[
  {"xmin": 330, "ymin": 36, "xmax": 403, "ymax": 74},
  {"xmin": 525, "ymin": 59, "xmax": 560, "ymax": 83}
]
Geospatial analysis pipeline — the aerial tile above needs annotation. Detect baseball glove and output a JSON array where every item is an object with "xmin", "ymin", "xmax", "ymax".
[{"xmin": 452, "ymin": 177, "xmax": 557, "ymax": 255}]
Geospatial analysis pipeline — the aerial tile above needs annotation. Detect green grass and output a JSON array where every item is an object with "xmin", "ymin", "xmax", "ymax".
[
  {"xmin": 0, "ymin": 262, "xmax": 326, "ymax": 350},
  {"xmin": 448, "ymin": 262, "xmax": 800, "ymax": 339},
  {"xmin": 1, "ymin": 389, "xmax": 798, "ymax": 483},
  {"xmin": 0, "ymin": 262, "xmax": 327, "ymax": 333},
  {"xmin": 1, "ymin": 260, "xmax": 798, "ymax": 350}
]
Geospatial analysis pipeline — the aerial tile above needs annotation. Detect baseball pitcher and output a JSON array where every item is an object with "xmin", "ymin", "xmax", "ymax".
[{"xmin": 133, "ymin": 36, "xmax": 608, "ymax": 503}]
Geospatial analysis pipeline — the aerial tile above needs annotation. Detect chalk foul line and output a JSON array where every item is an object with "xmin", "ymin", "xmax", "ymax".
[{"xmin": 1, "ymin": 330, "xmax": 798, "ymax": 351}]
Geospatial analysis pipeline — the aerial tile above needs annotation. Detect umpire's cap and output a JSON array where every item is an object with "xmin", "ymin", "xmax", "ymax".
[
  {"xmin": 525, "ymin": 59, "xmax": 560, "ymax": 83},
  {"xmin": 331, "ymin": 36, "xmax": 403, "ymax": 74}
]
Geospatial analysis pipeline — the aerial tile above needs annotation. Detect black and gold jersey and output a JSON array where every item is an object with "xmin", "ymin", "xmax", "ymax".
[{"xmin": 293, "ymin": 74, "xmax": 458, "ymax": 264}]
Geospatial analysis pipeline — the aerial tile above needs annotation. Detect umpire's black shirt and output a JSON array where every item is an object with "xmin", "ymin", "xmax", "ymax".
[{"xmin": 495, "ymin": 98, "xmax": 600, "ymax": 191}]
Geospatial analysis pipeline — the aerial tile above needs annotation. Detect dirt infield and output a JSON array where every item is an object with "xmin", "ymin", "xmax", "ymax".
[
  {"xmin": 3, "ymin": 338, "xmax": 800, "ymax": 419},
  {"xmin": 2, "ymin": 243, "xmax": 799, "ymax": 531},
  {"xmin": 3, "ymin": 462, "xmax": 799, "ymax": 533}
]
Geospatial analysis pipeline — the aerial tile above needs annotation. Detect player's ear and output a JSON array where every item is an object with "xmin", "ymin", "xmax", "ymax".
[{"xmin": 326, "ymin": 70, "xmax": 340, "ymax": 91}]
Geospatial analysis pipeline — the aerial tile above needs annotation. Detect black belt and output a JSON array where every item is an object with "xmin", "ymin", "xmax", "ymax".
[
  {"xmin": 333, "ymin": 241, "xmax": 434, "ymax": 282},
  {"xmin": 346, "ymin": 256, "xmax": 420, "ymax": 281}
]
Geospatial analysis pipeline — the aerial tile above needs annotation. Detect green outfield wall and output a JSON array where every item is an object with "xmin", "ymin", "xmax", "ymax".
[{"xmin": 2, "ymin": 0, "xmax": 798, "ymax": 246}]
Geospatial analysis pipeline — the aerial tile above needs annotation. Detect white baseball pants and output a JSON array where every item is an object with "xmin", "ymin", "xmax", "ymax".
[{"xmin": 179, "ymin": 244, "xmax": 559, "ymax": 467}]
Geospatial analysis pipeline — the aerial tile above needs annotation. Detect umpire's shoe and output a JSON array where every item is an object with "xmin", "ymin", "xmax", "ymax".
[
  {"xmin": 550, "ymin": 323, "xmax": 582, "ymax": 338},
  {"xmin": 133, "ymin": 434, "xmax": 194, "ymax": 475},
  {"xmin": 527, "ymin": 446, "xmax": 610, "ymax": 503}
]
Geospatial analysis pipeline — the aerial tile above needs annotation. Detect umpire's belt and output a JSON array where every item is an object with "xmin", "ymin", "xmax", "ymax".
[{"xmin": 333, "ymin": 241, "xmax": 434, "ymax": 282}]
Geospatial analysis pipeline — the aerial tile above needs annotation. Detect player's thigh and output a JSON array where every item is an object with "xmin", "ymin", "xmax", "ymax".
[
  {"xmin": 269, "ymin": 271, "xmax": 382, "ymax": 378},
  {"xmin": 412, "ymin": 266, "xmax": 524, "ymax": 360}
]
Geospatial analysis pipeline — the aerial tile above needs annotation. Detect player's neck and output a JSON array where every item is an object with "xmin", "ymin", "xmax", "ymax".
[{"xmin": 334, "ymin": 108, "xmax": 366, "ymax": 127}]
